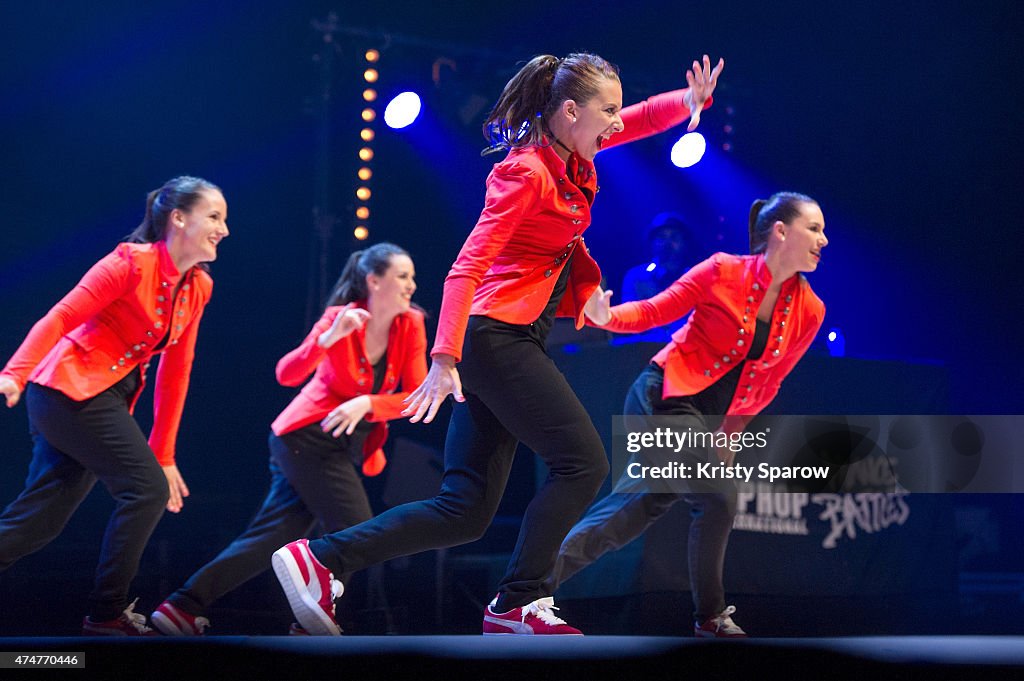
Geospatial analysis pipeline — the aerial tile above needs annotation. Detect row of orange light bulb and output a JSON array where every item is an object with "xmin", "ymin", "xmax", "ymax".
[{"xmin": 354, "ymin": 49, "xmax": 380, "ymax": 241}]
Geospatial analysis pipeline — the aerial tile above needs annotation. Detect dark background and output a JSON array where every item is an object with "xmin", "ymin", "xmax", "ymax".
[{"xmin": 0, "ymin": 0, "xmax": 1021, "ymax": 635}]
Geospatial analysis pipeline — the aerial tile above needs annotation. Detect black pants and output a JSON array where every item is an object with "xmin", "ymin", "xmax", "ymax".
[
  {"xmin": 167, "ymin": 425, "xmax": 373, "ymax": 616},
  {"xmin": 311, "ymin": 316, "xmax": 609, "ymax": 611},
  {"xmin": 546, "ymin": 363, "xmax": 738, "ymax": 621},
  {"xmin": 0, "ymin": 370, "xmax": 169, "ymax": 620}
]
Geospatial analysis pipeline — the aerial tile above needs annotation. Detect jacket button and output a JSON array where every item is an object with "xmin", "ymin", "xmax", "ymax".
[
  {"xmin": 177, "ymin": 309, "xmax": 185, "ymax": 317},
  {"xmin": 749, "ymin": 371, "xmax": 756, "ymax": 378},
  {"xmin": 743, "ymin": 315, "xmax": 749, "ymax": 323},
  {"xmin": 739, "ymin": 328, "xmax": 746, "ymax": 335},
  {"xmin": 714, "ymin": 362, "xmax": 721, "ymax": 369},
  {"xmin": 558, "ymin": 177, "xmax": 565, "ymax": 184},
  {"xmin": 118, "ymin": 358, "xmax": 125, "ymax": 366},
  {"xmin": 704, "ymin": 369, "xmax": 711, "ymax": 377},
  {"xmin": 156, "ymin": 308, "xmax": 164, "ymax": 316},
  {"xmin": 741, "ymin": 396, "xmax": 748, "ymax": 403},
  {"xmin": 780, "ymin": 321, "xmax": 786, "ymax": 328},
  {"xmin": 570, "ymin": 205, "xmax": 579, "ymax": 213},
  {"xmin": 564, "ymin": 192, "xmax": 572, "ymax": 200},
  {"xmin": 155, "ymin": 322, "xmax": 163, "ymax": 329},
  {"xmin": 125, "ymin": 351, "xmax": 133, "ymax": 359},
  {"xmin": 776, "ymin": 336, "xmax": 784, "ymax": 342},
  {"xmin": 785, "ymin": 294, "xmax": 792, "ymax": 302},
  {"xmin": 746, "ymin": 385, "xmax": 753, "ymax": 391},
  {"xmin": 784, "ymin": 307, "xmax": 791, "ymax": 315},
  {"xmin": 746, "ymin": 296, "xmax": 754, "ymax": 303},
  {"xmin": 175, "ymin": 324, "xmax": 182, "ymax": 332},
  {"xmin": 545, "ymin": 269, "xmax": 552, "ymax": 277},
  {"xmin": 730, "ymin": 349, "xmax": 737, "ymax": 355},
  {"xmin": 133, "ymin": 344, "xmax": 141, "ymax": 351},
  {"xmin": 723, "ymin": 356, "xmax": 731, "ymax": 363},
  {"xmin": 157, "ymin": 295, "xmax": 165, "ymax": 302},
  {"xmin": 737, "ymin": 339, "xmax": 745, "ymax": 347},
  {"xmin": 752, "ymin": 283, "xmax": 760, "ymax": 291},
  {"xmin": 171, "ymin": 339, "xmax": 178, "ymax": 345},
  {"xmin": 358, "ymin": 379, "xmax": 366, "ymax": 386},
  {"xmin": 147, "ymin": 331, "xmax": 154, "ymax": 337},
  {"xmin": 773, "ymin": 349, "xmax": 780, "ymax": 357},
  {"xmin": 110, "ymin": 365, "xmax": 118, "ymax": 371}
]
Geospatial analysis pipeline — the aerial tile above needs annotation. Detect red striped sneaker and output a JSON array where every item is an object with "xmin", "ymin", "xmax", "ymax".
[
  {"xmin": 482, "ymin": 596, "xmax": 583, "ymax": 635},
  {"xmin": 82, "ymin": 599, "xmax": 158, "ymax": 636},
  {"xmin": 151, "ymin": 600, "xmax": 210, "ymax": 636},
  {"xmin": 272, "ymin": 539, "xmax": 343, "ymax": 636},
  {"xmin": 695, "ymin": 605, "xmax": 747, "ymax": 638}
]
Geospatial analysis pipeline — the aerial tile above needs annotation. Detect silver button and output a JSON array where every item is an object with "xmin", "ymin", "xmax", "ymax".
[
  {"xmin": 156, "ymin": 308, "xmax": 164, "ymax": 316},
  {"xmin": 359, "ymin": 368, "xmax": 366, "ymax": 374},
  {"xmin": 545, "ymin": 269, "xmax": 552, "ymax": 277},
  {"xmin": 175, "ymin": 324, "xmax": 182, "ymax": 332},
  {"xmin": 749, "ymin": 371, "xmax": 756, "ymax": 378},
  {"xmin": 171, "ymin": 339, "xmax": 178, "ymax": 345},
  {"xmin": 752, "ymin": 283, "xmax": 760, "ymax": 291},
  {"xmin": 177, "ymin": 309, "xmax": 185, "ymax": 317},
  {"xmin": 785, "ymin": 295, "xmax": 792, "ymax": 302},
  {"xmin": 110, "ymin": 365, "xmax": 118, "ymax": 371},
  {"xmin": 558, "ymin": 178, "xmax": 565, "ymax": 184},
  {"xmin": 157, "ymin": 296, "xmax": 166, "ymax": 302},
  {"xmin": 180, "ymin": 297, "xmax": 186, "ymax": 304},
  {"xmin": 155, "ymin": 322, "xmax": 163, "ymax": 329},
  {"xmin": 360, "ymin": 357, "xmax": 366, "ymax": 364},
  {"xmin": 737, "ymin": 339, "xmax": 745, "ymax": 347},
  {"xmin": 118, "ymin": 358, "xmax": 125, "ymax": 366},
  {"xmin": 564, "ymin": 192, "xmax": 573, "ymax": 200},
  {"xmin": 739, "ymin": 328, "xmax": 746, "ymax": 335},
  {"xmin": 743, "ymin": 315, "xmax": 749, "ymax": 323},
  {"xmin": 704, "ymin": 369, "xmax": 711, "ymax": 377},
  {"xmin": 358, "ymin": 379, "xmax": 366, "ymax": 386},
  {"xmin": 133, "ymin": 344, "xmax": 141, "ymax": 351},
  {"xmin": 723, "ymin": 356, "xmax": 731, "ymax": 363},
  {"xmin": 747, "ymin": 296, "xmax": 754, "ymax": 303},
  {"xmin": 741, "ymin": 396, "xmax": 748, "ymax": 403},
  {"xmin": 147, "ymin": 331, "xmax": 154, "ymax": 337},
  {"xmin": 746, "ymin": 385, "xmax": 752, "ymax": 391},
  {"xmin": 762, "ymin": 361, "xmax": 769, "ymax": 368},
  {"xmin": 162, "ymin": 281, "xmax": 169, "ymax": 287},
  {"xmin": 730, "ymin": 349, "xmax": 737, "ymax": 355},
  {"xmin": 570, "ymin": 205, "xmax": 579, "ymax": 213},
  {"xmin": 714, "ymin": 362, "xmax": 721, "ymax": 369},
  {"xmin": 780, "ymin": 321, "xmax": 786, "ymax": 328},
  {"xmin": 745, "ymin": 307, "xmax": 751, "ymax": 314},
  {"xmin": 773, "ymin": 349, "xmax": 780, "ymax": 357},
  {"xmin": 125, "ymin": 351, "xmax": 133, "ymax": 359},
  {"xmin": 784, "ymin": 307, "xmax": 790, "ymax": 315},
  {"xmin": 776, "ymin": 336, "xmax": 783, "ymax": 342},
  {"xmin": 572, "ymin": 219, "xmax": 582, "ymax": 225}
]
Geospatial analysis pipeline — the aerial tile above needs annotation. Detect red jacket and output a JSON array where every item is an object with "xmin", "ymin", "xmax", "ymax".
[
  {"xmin": 599, "ymin": 253, "xmax": 825, "ymax": 433},
  {"xmin": 0, "ymin": 241, "xmax": 212, "ymax": 465},
  {"xmin": 432, "ymin": 89, "xmax": 709, "ymax": 362},
  {"xmin": 271, "ymin": 303, "xmax": 428, "ymax": 476}
]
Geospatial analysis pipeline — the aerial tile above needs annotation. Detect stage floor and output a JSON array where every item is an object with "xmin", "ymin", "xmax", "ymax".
[{"xmin": 2, "ymin": 635, "xmax": 1023, "ymax": 680}]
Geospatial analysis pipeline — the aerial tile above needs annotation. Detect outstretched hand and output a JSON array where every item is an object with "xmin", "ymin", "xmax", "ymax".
[
  {"xmin": 585, "ymin": 286, "xmax": 614, "ymax": 326},
  {"xmin": 402, "ymin": 354, "xmax": 464, "ymax": 424},
  {"xmin": 0, "ymin": 376, "xmax": 21, "ymax": 408},
  {"xmin": 684, "ymin": 54, "xmax": 725, "ymax": 131}
]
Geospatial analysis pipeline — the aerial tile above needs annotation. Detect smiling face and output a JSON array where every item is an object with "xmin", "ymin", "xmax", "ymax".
[
  {"xmin": 170, "ymin": 189, "xmax": 229, "ymax": 267},
  {"xmin": 561, "ymin": 77, "xmax": 624, "ymax": 161},
  {"xmin": 367, "ymin": 253, "xmax": 416, "ymax": 314},
  {"xmin": 775, "ymin": 202, "xmax": 828, "ymax": 273}
]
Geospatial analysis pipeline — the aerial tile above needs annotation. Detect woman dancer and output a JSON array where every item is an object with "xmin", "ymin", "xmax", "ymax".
[
  {"xmin": 547, "ymin": 192, "xmax": 828, "ymax": 637},
  {"xmin": 151, "ymin": 243, "xmax": 426, "ymax": 635},
  {"xmin": 273, "ymin": 52, "xmax": 724, "ymax": 636},
  {"xmin": 0, "ymin": 176, "xmax": 227, "ymax": 635}
]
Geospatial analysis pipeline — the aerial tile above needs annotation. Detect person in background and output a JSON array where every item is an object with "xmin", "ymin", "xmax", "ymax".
[
  {"xmin": 152, "ymin": 243, "xmax": 426, "ymax": 635},
  {"xmin": 547, "ymin": 192, "xmax": 827, "ymax": 637},
  {"xmin": 0, "ymin": 176, "xmax": 227, "ymax": 635}
]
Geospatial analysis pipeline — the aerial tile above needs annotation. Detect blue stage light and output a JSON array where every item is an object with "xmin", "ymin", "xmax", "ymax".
[
  {"xmin": 384, "ymin": 92, "xmax": 422, "ymax": 129},
  {"xmin": 670, "ymin": 132, "xmax": 706, "ymax": 168}
]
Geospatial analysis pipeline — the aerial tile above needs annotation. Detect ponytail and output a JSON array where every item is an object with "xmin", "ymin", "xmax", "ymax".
[
  {"xmin": 326, "ymin": 242, "xmax": 409, "ymax": 308},
  {"xmin": 748, "ymin": 192, "xmax": 817, "ymax": 255},
  {"xmin": 482, "ymin": 52, "xmax": 619, "ymax": 154}
]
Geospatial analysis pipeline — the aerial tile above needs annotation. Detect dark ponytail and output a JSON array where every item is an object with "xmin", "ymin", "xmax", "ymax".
[
  {"xmin": 326, "ymin": 242, "xmax": 409, "ymax": 308},
  {"xmin": 482, "ymin": 52, "xmax": 619, "ymax": 154},
  {"xmin": 126, "ymin": 176, "xmax": 221, "ymax": 244},
  {"xmin": 748, "ymin": 192, "xmax": 817, "ymax": 254}
]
